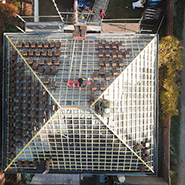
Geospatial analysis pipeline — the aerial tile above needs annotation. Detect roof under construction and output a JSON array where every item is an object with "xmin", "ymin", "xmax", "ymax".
[{"xmin": 2, "ymin": 32, "xmax": 158, "ymax": 175}]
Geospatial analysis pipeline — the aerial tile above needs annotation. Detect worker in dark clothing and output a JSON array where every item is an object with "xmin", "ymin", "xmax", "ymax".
[
  {"xmin": 43, "ymin": 157, "xmax": 52, "ymax": 174},
  {"xmin": 78, "ymin": 77, "xmax": 91, "ymax": 87},
  {"xmin": 78, "ymin": 77, "xmax": 87, "ymax": 87},
  {"xmin": 35, "ymin": 157, "xmax": 52, "ymax": 174}
]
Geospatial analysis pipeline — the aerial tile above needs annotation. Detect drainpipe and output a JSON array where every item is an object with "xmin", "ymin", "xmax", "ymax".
[
  {"xmin": 74, "ymin": 0, "xmax": 78, "ymax": 23},
  {"xmin": 34, "ymin": 0, "xmax": 39, "ymax": 22}
]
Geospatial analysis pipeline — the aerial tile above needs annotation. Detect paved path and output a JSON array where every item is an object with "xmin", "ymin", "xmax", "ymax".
[
  {"xmin": 91, "ymin": 0, "xmax": 110, "ymax": 22},
  {"xmin": 178, "ymin": 8, "xmax": 185, "ymax": 185},
  {"xmin": 27, "ymin": 174, "xmax": 80, "ymax": 184}
]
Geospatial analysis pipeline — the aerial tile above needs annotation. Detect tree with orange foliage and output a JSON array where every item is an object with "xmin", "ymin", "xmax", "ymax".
[{"xmin": 0, "ymin": 2, "xmax": 19, "ymax": 32}]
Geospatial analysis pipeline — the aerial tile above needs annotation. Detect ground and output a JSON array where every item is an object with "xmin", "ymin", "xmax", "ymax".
[
  {"xmin": 178, "ymin": 9, "xmax": 185, "ymax": 185},
  {"xmin": 106, "ymin": 0, "xmax": 143, "ymax": 19},
  {"xmin": 39, "ymin": 0, "xmax": 73, "ymax": 21}
]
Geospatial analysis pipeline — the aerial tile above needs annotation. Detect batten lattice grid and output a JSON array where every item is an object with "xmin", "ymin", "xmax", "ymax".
[
  {"xmin": 4, "ymin": 36, "xmax": 59, "ymax": 170},
  {"xmin": 10, "ymin": 109, "xmax": 150, "ymax": 172},
  {"xmin": 91, "ymin": 37, "xmax": 158, "ymax": 172},
  {"xmin": 6, "ymin": 34, "xmax": 154, "ymax": 107},
  {"xmin": 2, "ymin": 33, "xmax": 158, "ymax": 174}
]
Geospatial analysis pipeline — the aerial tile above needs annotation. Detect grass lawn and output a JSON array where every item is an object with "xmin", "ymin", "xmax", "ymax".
[
  {"xmin": 173, "ymin": 0, "xmax": 185, "ymax": 40},
  {"xmin": 170, "ymin": 114, "xmax": 180, "ymax": 185},
  {"xmin": 105, "ymin": 0, "xmax": 166, "ymax": 35},
  {"xmin": 106, "ymin": 0, "xmax": 143, "ymax": 19}
]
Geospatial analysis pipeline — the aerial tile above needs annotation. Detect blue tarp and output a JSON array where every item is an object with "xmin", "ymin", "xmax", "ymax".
[
  {"xmin": 144, "ymin": 0, "xmax": 161, "ymax": 9},
  {"xmin": 78, "ymin": 0, "xmax": 91, "ymax": 10}
]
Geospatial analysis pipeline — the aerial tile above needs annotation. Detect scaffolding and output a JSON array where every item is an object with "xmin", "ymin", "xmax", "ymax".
[{"xmin": 2, "ymin": 32, "xmax": 158, "ymax": 174}]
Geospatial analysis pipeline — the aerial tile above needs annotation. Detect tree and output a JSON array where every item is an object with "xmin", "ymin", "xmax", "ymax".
[
  {"xmin": 159, "ymin": 36, "xmax": 183, "ymax": 116},
  {"xmin": 0, "ymin": 2, "xmax": 20, "ymax": 62},
  {"xmin": 0, "ymin": 2, "xmax": 19, "ymax": 33}
]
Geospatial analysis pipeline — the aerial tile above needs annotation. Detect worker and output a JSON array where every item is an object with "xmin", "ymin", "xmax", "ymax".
[
  {"xmin": 100, "ymin": 9, "xmax": 106, "ymax": 19},
  {"xmin": 42, "ymin": 157, "xmax": 52, "ymax": 174},
  {"xmin": 78, "ymin": 77, "xmax": 91, "ymax": 87},
  {"xmin": 35, "ymin": 157, "xmax": 52, "ymax": 174}
]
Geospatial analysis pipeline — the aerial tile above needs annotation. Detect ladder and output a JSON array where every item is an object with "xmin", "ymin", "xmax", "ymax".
[
  {"xmin": 67, "ymin": 39, "xmax": 85, "ymax": 87},
  {"xmin": 68, "ymin": 39, "xmax": 76, "ymax": 81},
  {"xmin": 78, "ymin": 39, "xmax": 85, "ymax": 78}
]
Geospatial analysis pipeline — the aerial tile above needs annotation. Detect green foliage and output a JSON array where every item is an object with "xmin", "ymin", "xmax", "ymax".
[
  {"xmin": 103, "ymin": 100, "xmax": 110, "ymax": 108},
  {"xmin": 22, "ymin": 173, "xmax": 34, "ymax": 182},
  {"xmin": 159, "ymin": 36, "xmax": 183, "ymax": 116},
  {"xmin": 12, "ymin": 0, "xmax": 21, "ymax": 10},
  {"xmin": 6, "ymin": 0, "xmax": 21, "ymax": 9}
]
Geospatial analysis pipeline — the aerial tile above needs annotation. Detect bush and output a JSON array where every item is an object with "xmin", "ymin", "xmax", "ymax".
[
  {"xmin": 0, "ymin": 3, "xmax": 19, "ymax": 32},
  {"xmin": 159, "ymin": 36, "xmax": 183, "ymax": 116}
]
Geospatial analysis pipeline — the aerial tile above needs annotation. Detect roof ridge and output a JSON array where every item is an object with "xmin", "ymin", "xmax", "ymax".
[{"xmin": 90, "ymin": 63, "xmax": 128, "ymax": 109}]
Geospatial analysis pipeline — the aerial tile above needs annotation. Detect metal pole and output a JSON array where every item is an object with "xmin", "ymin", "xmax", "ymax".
[
  {"xmin": 16, "ymin": 26, "xmax": 26, "ymax": 33},
  {"xmin": 74, "ymin": 0, "xmax": 78, "ymax": 23},
  {"xmin": 16, "ymin": 14, "xmax": 26, "ymax": 23},
  {"xmin": 52, "ymin": 0, "xmax": 64, "ymax": 22},
  {"xmin": 34, "ymin": 0, "xmax": 39, "ymax": 22},
  {"xmin": 68, "ymin": 40, "xmax": 76, "ymax": 80},
  {"xmin": 156, "ymin": 14, "xmax": 165, "ymax": 34},
  {"xmin": 79, "ymin": 40, "xmax": 84, "ymax": 78}
]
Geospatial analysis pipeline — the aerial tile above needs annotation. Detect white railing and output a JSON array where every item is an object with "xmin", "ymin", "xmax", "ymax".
[
  {"xmin": 16, "ymin": 14, "xmax": 156, "ymax": 34},
  {"xmin": 102, "ymin": 18, "xmax": 142, "ymax": 33},
  {"xmin": 102, "ymin": 18, "xmax": 141, "ymax": 22},
  {"xmin": 51, "ymin": 0, "xmax": 64, "ymax": 22}
]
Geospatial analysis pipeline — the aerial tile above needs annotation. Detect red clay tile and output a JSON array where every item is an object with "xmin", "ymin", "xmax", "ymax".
[
  {"xmin": 54, "ymin": 57, "xmax": 60, "ymax": 65},
  {"xmin": 93, "ymin": 72, "xmax": 98, "ymax": 81},
  {"xmin": 51, "ymin": 81, "xmax": 56, "ymax": 90}
]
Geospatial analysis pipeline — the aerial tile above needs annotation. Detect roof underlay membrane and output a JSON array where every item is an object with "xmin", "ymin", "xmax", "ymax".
[{"xmin": 3, "ymin": 33, "xmax": 158, "ymax": 174}]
